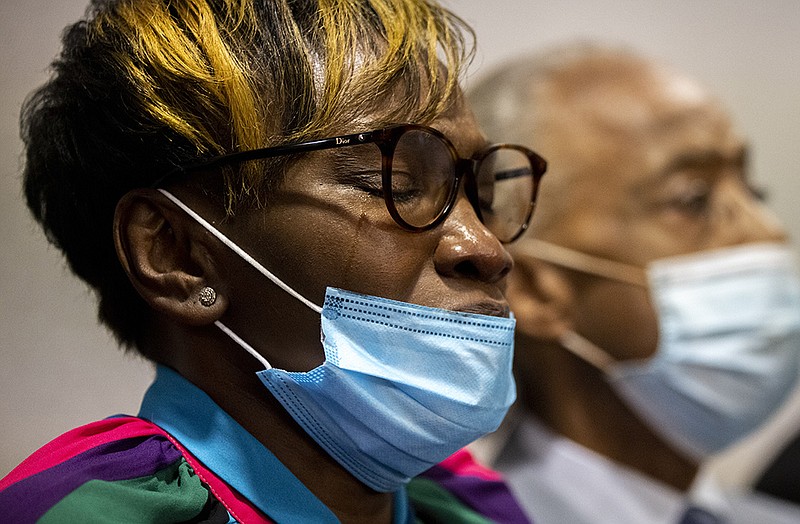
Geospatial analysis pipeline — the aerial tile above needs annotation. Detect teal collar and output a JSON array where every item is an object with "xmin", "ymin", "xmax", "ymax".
[{"xmin": 139, "ymin": 365, "xmax": 410, "ymax": 523}]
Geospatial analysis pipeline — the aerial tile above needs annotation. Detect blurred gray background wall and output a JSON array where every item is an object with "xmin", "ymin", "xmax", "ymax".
[{"xmin": 2, "ymin": 0, "xmax": 799, "ymax": 481}]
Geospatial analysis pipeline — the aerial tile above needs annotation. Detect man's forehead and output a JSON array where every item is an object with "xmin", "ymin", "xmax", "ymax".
[
  {"xmin": 564, "ymin": 79, "xmax": 739, "ymax": 168},
  {"xmin": 546, "ymin": 58, "xmax": 719, "ymax": 129}
]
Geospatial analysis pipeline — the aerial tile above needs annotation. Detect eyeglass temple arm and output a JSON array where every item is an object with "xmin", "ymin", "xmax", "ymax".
[
  {"xmin": 495, "ymin": 167, "xmax": 533, "ymax": 181},
  {"xmin": 151, "ymin": 130, "xmax": 381, "ymax": 188},
  {"xmin": 177, "ymin": 130, "xmax": 382, "ymax": 174}
]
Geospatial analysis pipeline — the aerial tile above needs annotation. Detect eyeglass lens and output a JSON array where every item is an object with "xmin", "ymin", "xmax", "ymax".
[
  {"xmin": 477, "ymin": 148, "xmax": 535, "ymax": 242},
  {"xmin": 391, "ymin": 129, "xmax": 455, "ymax": 229},
  {"xmin": 390, "ymin": 128, "xmax": 535, "ymax": 242}
]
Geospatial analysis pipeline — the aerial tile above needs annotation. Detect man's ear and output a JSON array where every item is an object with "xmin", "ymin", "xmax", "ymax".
[
  {"xmin": 507, "ymin": 256, "xmax": 575, "ymax": 341},
  {"xmin": 113, "ymin": 188, "xmax": 227, "ymax": 326}
]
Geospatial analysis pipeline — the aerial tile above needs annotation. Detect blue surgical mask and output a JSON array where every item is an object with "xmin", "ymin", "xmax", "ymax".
[
  {"xmin": 519, "ymin": 240, "xmax": 800, "ymax": 460},
  {"xmin": 159, "ymin": 189, "xmax": 516, "ymax": 492}
]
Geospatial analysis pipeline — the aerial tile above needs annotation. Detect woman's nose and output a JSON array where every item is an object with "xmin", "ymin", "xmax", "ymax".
[{"xmin": 433, "ymin": 195, "xmax": 513, "ymax": 283}]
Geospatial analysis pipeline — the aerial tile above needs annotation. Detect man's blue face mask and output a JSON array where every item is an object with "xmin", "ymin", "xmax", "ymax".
[
  {"xmin": 519, "ymin": 239, "xmax": 800, "ymax": 460},
  {"xmin": 159, "ymin": 189, "xmax": 516, "ymax": 492}
]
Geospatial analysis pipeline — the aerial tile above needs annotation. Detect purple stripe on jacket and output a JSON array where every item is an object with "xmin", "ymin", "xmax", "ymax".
[
  {"xmin": 0, "ymin": 435, "xmax": 182, "ymax": 523},
  {"xmin": 420, "ymin": 462, "xmax": 532, "ymax": 524}
]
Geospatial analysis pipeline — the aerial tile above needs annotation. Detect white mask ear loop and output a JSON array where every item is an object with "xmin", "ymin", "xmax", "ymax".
[
  {"xmin": 559, "ymin": 330, "xmax": 616, "ymax": 373},
  {"xmin": 515, "ymin": 239, "xmax": 648, "ymax": 287},
  {"xmin": 158, "ymin": 189, "xmax": 325, "ymax": 370},
  {"xmin": 512, "ymin": 238, "xmax": 644, "ymax": 372},
  {"xmin": 158, "ymin": 189, "xmax": 323, "ymax": 315},
  {"xmin": 215, "ymin": 321, "xmax": 272, "ymax": 370}
]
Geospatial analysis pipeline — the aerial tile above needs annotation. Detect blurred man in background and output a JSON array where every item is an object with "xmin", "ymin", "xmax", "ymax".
[{"xmin": 468, "ymin": 44, "xmax": 800, "ymax": 524}]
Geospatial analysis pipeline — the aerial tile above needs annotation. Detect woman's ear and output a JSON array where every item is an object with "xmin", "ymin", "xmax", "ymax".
[
  {"xmin": 507, "ymin": 255, "xmax": 575, "ymax": 341},
  {"xmin": 113, "ymin": 188, "xmax": 227, "ymax": 326}
]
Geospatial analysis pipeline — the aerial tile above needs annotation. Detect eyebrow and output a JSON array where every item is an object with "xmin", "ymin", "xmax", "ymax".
[
  {"xmin": 656, "ymin": 146, "xmax": 748, "ymax": 179},
  {"xmin": 327, "ymin": 143, "xmax": 378, "ymax": 168}
]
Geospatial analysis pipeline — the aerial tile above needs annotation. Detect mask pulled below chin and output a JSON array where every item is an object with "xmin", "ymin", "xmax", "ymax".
[{"xmin": 258, "ymin": 287, "xmax": 517, "ymax": 492}]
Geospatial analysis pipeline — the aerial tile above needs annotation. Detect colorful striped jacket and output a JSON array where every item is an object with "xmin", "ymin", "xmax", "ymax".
[{"xmin": 0, "ymin": 366, "xmax": 530, "ymax": 523}]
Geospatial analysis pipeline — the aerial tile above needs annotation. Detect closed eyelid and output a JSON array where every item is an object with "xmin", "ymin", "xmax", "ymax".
[{"xmin": 332, "ymin": 170, "xmax": 384, "ymax": 195}]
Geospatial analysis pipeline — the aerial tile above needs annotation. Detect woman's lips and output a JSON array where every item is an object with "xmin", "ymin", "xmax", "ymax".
[{"xmin": 454, "ymin": 301, "xmax": 510, "ymax": 318}]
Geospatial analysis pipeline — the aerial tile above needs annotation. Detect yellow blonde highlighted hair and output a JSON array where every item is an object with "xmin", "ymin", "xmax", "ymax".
[
  {"xmin": 91, "ymin": 0, "xmax": 472, "ymax": 198},
  {"xmin": 22, "ymin": 0, "xmax": 474, "ymax": 350}
]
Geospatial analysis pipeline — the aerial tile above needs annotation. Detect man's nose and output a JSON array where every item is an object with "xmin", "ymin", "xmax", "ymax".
[{"xmin": 716, "ymin": 179, "xmax": 788, "ymax": 246}]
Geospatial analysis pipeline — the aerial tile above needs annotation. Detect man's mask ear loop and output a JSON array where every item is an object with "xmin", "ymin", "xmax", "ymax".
[
  {"xmin": 516, "ymin": 239, "xmax": 650, "ymax": 373},
  {"xmin": 559, "ymin": 331, "xmax": 616, "ymax": 372},
  {"xmin": 517, "ymin": 239, "xmax": 649, "ymax": 287},
  {"xmin": 157, "ymin": 188, "xmax": 324, "ymax": 370}
]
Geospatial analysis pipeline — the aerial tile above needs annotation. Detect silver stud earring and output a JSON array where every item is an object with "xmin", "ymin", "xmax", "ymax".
[{"xmin": 199, "ymin": 286, "xmax": 217, "ymax": 307}]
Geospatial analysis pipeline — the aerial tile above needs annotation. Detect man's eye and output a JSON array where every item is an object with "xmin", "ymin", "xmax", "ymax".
[
  {"xmin": 666, "ymin": 179, "xmax": 711, "ymax": 215},
  {"xmin": 671, "ymin": 192, "xmax": 710, "ymax": 215}
]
